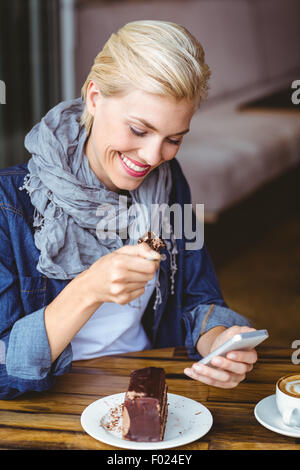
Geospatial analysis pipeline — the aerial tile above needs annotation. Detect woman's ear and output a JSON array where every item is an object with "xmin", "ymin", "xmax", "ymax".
[{"xmin": 86, "ymin": 80, "xmax": 101, "ymax": 117}]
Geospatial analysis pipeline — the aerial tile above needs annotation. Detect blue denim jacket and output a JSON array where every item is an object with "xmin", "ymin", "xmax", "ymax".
[{"xmin": 0, "ymin": 158, "xmax": 251, "ymax": 399}]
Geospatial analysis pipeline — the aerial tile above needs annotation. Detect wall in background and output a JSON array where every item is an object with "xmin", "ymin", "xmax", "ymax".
[{"xmin": 75, "ymin": 0, "xmax": 300, "ymax": 102}]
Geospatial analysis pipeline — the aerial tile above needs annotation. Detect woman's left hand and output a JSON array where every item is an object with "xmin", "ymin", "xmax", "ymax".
[{"xmin": 184, "ymin": 326, "xmax": 258, "ymax": 389}]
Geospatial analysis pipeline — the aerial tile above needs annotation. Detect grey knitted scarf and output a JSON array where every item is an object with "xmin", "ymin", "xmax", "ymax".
[{"xmin": 19, "ymin": 97, "xmax": 178, "ymax": 310}]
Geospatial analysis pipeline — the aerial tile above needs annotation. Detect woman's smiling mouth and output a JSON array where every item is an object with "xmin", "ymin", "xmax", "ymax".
[{"xmin": 118, "ymin": 152, "xmax": 151, "ymax": 177}]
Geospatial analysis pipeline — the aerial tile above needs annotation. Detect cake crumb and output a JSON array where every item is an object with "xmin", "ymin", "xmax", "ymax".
[{"xmin": 101, "ymin": 404, "xmax": 123, "ymax": 434}]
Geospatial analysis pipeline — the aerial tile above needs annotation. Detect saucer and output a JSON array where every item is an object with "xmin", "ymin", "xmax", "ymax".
[{"xmin": 254, "ymin": 394, "xmax": 300, "ymax": 438}]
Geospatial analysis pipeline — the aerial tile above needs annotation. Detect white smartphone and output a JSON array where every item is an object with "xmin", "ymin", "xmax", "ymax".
[{"xmin": 198, "ymin": 329, "xmax": 269, "ymax": 366}]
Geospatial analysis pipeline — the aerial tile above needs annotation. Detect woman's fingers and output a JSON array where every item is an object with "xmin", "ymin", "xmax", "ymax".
[
  {"xmin": 116, "ymin": 242, "xmax": 161, "ymax": 262},
  {"xmin": 184, "ymin": 363, "xmax": 245, "ymax": 388},
  {"xmin": 86, "ymin": 242, "xmax": 160, "ymax": 304},
  {"xmin": 115, "ymin": 252, "xmax": 159, "ymax": 275},
  {"xmin": 210, "ymin": 354, "xmax": 254, "ymax": 374},
  {"xmin": 192, "ymin": 363, "xmax": 232, "ymax": 382},
  {"xmin": 124, "ymin": 282, "xmax": 149, "ymax": 293},
  {"xmin": 114, "ymin": 270, "xmax": 155, "ymax": 283},
  {"xmin": 183, "ymin": 348, "xmax": 258, "ymax": 389},
  {"xmin": 226, "ymin": 348, "xmax": 258, "ymax": 365},
  {"xmin": 183, "ymin": 326, "xmax": 259, "ymax": 389}
]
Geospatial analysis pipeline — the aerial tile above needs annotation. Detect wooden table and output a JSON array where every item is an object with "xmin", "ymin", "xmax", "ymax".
[{"xmin": 0, "ymin": 346, "xmax": 299, "ymax": 450}]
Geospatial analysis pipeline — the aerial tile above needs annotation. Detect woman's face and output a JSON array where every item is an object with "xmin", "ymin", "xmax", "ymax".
[{"xmin": 84, "ymin": 81, "xmax": 196, "ymax": 192}]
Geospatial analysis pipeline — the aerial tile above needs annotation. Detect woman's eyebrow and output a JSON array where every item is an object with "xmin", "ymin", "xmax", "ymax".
[{"xmin": 128, "ymin": 116, "xmax": 190, "ymax": 135}]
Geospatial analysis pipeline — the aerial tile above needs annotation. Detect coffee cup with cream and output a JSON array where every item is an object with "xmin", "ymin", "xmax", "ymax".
[{"xmin": 276, "ymin": 374, "xmax": 300, "ymax": 427}]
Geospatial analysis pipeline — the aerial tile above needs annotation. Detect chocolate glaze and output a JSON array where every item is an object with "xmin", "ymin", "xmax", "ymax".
[{"xmin": 127, "ymin": 366, "xmax": 165, "ymax": 396}]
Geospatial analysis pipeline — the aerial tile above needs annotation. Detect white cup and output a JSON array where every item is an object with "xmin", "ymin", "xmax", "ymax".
[{"xmin": 276, "ymin": 374, "xmax": 300, "ymax": 427}]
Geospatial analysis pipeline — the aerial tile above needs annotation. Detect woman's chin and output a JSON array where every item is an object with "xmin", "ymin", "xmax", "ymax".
[
  {"xmin": 112, "ymin": 165, "xmax": 148, "ymax": 191},
  {"xmin": 113, "ymin": 176, "xmax": 145, "ymax": 192}
]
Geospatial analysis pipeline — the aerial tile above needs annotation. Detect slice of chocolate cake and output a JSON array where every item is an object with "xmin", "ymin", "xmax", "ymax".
[{"xmin": 122, "ymin": 367, "xmax": 168, "ymax": 442}]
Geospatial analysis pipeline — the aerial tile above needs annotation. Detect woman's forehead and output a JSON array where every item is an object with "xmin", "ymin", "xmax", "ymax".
[{"xmin": 107, "ymin": 89, "xmax": 196, "ymax": 129}]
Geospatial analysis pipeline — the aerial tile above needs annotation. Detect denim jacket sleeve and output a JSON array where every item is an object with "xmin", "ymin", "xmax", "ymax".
[
  {"xmin": 182, "ymin": 303, "xmax": 252, "ymax": 360},
  {"xmin": 0, "ymin": 194, "xmax": 72, "ymax": 399},
  {"xmin": 181, "ymin": 244, "xmax": 252, "ymax": 361}
]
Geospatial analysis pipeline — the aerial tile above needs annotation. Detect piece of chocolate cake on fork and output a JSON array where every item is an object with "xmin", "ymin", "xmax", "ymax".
[
  {"xmin": 122, "ymin": 367, "xmax": 168, "ymax": 442},
  {"xmin": 138, "ymin": 231, "xmax": 166, "ymax": 260}
]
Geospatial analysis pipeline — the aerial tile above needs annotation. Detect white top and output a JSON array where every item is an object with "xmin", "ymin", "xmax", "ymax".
[{"xmin": 70, "ymin": 271, "xmax": 157, "ymax": 361}]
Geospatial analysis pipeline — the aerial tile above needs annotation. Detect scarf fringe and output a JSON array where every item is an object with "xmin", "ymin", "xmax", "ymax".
[
  {"xmin": 19, "ymin": 175, "xmax": 45, "ymax": 230},
  {"xmin": 18, "ymin": 173, "xmax": 31, "ymax": 194},
  {"xmin": 153, "ymin": 225, "xmax": 178, "ymax": 310}
]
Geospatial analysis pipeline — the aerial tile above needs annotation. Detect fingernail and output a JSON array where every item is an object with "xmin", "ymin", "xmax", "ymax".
[
  {"xmin": 227, "ymin": 353, "xmax": 236, "ymax": 360},
  {"xmin": 151, "ymin": 250, "xmax": 160, "ymax": 257},
  {"xmin": 212, "ymin": 357, "xmax": 222, "ymax": 366},
  {"xmin": 146, "ymin": 251, "xmax": 160, "ymax": 260}
]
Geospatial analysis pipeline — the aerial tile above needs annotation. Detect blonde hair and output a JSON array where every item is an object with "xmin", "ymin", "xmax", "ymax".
[{"xmin": 80, "ymin": 20, "xmax": 211, "ymax": 136}]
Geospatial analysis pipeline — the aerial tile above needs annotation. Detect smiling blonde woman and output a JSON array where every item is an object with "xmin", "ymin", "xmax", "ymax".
[{"xmin": 0, "ymin": 20, "xmax": 257, "ymax": 400}]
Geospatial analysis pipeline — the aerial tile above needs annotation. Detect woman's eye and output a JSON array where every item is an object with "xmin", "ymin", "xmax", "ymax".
[
  {"xmin": 130, "ymin": 126, "xmax": 181, "ymax": 146},
  {"xmin": 167, "ymin": 138, "xmax": 181, "ymax": 146},
  {"xmin": 130, "ymin": 126, "xmax": 146, "ymax": 137}
]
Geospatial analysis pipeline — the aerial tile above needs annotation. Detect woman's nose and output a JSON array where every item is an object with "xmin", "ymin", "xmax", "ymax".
[{"xmin": 140, "ymin": 140, "xmax": 163, "ymax": 167}]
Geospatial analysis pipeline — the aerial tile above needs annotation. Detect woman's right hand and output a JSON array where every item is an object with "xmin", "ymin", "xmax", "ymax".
[
  {"xmin": 45, "ymin": 242, "xmax": 161, "ymax": 363},
  {"xmin": 83, "ymin": 242, "xmax": 161, "ymax": 306}
]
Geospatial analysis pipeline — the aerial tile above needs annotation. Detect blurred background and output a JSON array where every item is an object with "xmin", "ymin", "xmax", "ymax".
[{"xmin": 0, "ymin": 0, "xmax": 299, "ymax": 348}]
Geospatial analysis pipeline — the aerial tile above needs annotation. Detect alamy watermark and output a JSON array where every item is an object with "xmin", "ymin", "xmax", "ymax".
[
  {"xmin": 0, "ymin": 80, "xmax": 6, "ymax": 104},
  {"xmin": 0, "ymin": 339, "xmax": 5, "ymax": 364},
  {"xmin": 95, "ymin": 198, "xmax": 204, "ymax": 250},
  {"xmin": 291, "ymin": 339, "xmax": 300, "ymax": 365},
  {"xmin": 291, "ymin": 80, "xmax": 300, "ymax": 105}
]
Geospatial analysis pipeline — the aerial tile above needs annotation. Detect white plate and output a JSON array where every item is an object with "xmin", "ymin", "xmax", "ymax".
[
  {"xmin": 254, "ymin": 394, "xmax": 300, "ymax": 438},
  {"xmin": 81, "ymin": 392, "xmax": 213, "ymax": 450}
]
